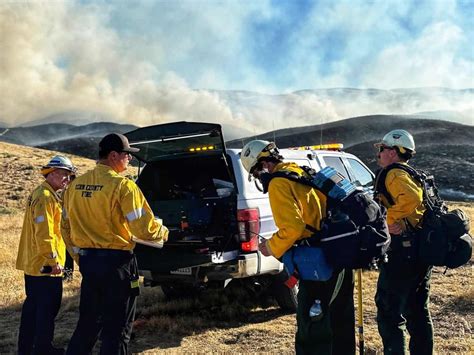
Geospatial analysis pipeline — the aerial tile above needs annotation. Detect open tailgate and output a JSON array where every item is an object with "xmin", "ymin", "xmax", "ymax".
[{"xmin": 125, "ymin": 121, "xmax": 226, "ymax": 162}]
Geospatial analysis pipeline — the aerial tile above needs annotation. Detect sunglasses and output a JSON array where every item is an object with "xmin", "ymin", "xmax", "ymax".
[
  {"xmin": 115, "ymin": 151, "xmax": 133, "ymax": 159},
  {"xmin": 250, "ymin": 161, "xmax": 266, "ymax": 178},
  {"xmin": 250, "ymin": 161, "xmax": 261, "ymax": 175},
  {"xmin": 378, "ymin": 145, "xmax": 394, "ymax": 153}
]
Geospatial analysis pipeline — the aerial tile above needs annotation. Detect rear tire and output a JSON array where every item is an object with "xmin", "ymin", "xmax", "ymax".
[{"xmin": 271, "ymin": 272, "xmax": 299, "ymax": 312}]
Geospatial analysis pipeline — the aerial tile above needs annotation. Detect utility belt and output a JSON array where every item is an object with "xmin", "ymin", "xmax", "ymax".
[
  {"xmin": 386, "ymin": 231, "xmax": 418, "ymax": 267},
  {"xmin": 78, "ymin": 248, "xmax": 140, "ymax": 296},
  {"xmin": 389, "ymin": 230, "xmax": 417, "ymax": 249},
  {"xmin": 78, "ymin": 248, "xmax": 134, "ymax": 257}
]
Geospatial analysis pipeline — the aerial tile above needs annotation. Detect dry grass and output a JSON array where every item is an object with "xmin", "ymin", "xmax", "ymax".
[
  {"xmin": 0, "ymin": 142, "xmax": 472, "ymax": 354},
  {"xmin": 0, "ymin": 142, "xmax": 98, "ymax": 214}
]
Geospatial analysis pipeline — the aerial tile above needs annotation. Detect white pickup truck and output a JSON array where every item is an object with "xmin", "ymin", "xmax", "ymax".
[{"xmin": 125, "ymin": 122, "xmax": 375, "ymax": 310}]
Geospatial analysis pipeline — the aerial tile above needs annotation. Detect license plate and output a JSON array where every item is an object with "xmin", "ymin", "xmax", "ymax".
[{"xmin": 170, "ymin": 267, "xmax": 192, "ymax": 275}]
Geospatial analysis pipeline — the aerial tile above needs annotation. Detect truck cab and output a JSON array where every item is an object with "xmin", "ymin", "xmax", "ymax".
[{"xmin": 125, "ymin": 122, "xmax": 375, "ymax": 310}]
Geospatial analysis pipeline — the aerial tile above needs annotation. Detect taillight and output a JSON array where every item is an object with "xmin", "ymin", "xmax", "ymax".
[{"xmin": 237, "ymin": 208, "xmax": 260, "ymax": 252}]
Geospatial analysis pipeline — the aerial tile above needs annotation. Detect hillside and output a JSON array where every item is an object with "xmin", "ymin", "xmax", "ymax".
[
  {"xmin": 0, "ymin": 142, "xmax": 98, "ymax": 214},
  {"xmin": 0, "ymin": 122, "xmax": 138, "ymax": 160},
  {"xmin": 2, "ymin": 116, "xmax": 473, "ymax": 200},
  {"xmin": 0, "ymin": 141, "xmax": 472, "ymax": 353},
  {"xmin": 227, "ymin": 115, "xmax": 474, "ymax": 200},
  {"xmin": 226, "ymin": 114, "xmax": 473, "ymax": 149}
]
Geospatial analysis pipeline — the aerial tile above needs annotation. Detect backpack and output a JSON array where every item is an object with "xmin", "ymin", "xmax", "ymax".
[
  {"xmin": 261, "ymin": 166, "xmax": 391, "ymax": 270},
  {"xmin": 375, "ymin": 163, "xmax": 472, "ymax": 269}
]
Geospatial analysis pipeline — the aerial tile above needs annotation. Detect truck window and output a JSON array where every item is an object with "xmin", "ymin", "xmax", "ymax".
[
  {"xmin": 347, "ymin": 158, "xmax": 373, "ymax": 187},
  {"xmin": 322, "ymin": 156, "xmax": 350, "ymax": 179}
]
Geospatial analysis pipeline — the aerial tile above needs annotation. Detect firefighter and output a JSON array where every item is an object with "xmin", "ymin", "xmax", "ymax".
[
  {"xmin": 62, "ymin": 133, "xmax": 168, "ymax": 355},
  {"xmin": 241, "ymin": 140, "xmax": 355, "ymax": 355},
  {"xmin": 17, "ymin": 155, "xmax": 77, "ymax": 355},
  {"xmin": 374, "ymin": 129, "xmax": 433, "ymax": 355}
]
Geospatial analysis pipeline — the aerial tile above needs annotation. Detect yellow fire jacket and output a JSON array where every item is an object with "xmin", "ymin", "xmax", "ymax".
[
  {"xmin": 61, "ymin": 164, "xmax": 168, "ymax": 258},
  {"xmin": 377, "ymin": 163, "xmax": 425, "ymax": 229},
  {"xmin": 16, "ymin": 181, "xmax": 66, "ymax": 277},
  {"xmin": 267, "ymin": 162, "xmax": 327, "ymax": 258}
]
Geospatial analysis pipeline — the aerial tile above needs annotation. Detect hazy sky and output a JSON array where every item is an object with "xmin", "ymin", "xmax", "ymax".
[{"xmin": 1, "ymin": 0, "xmax": 473, "ymax": 131}]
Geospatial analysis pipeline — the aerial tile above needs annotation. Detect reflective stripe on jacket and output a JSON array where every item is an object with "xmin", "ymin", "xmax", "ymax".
[
  {"xmin": 377, "ymin": 164, "xmax": 425, "ymax": 229},
  {"xmin": 267, "ymin": 162, "xmax": 327, "ymax": 258},
  {"xmin": 16, "ymin": 181, "xmax": 65, "ymax": 276},
  {"xmin": 61, "ymin": 164, "xmax": 167, "ymax": 251}
]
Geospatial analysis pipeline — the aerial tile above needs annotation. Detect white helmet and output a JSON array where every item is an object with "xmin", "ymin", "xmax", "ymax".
[
  {"xmin": 375, "ymin": 129, "xmax": 415, "ymax": 153},
  {"xmin": 41, "ymin": 155, "xmax": 77, "ymax": 176},
  {"xmin": 240, "ymin": 140, "xmax": 277, "ymax": 174}
]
